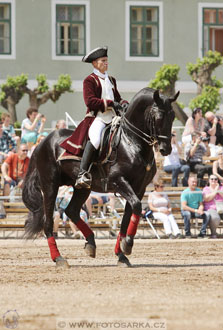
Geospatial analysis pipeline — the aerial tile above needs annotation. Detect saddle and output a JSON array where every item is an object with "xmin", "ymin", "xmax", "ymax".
[
  {"xmin": 97, "ymin": 116, "xmax": 122, "ymax": 164},
  {"xmin": 58, "ymin": 116, "xmax": 122, "ymax": 165}
]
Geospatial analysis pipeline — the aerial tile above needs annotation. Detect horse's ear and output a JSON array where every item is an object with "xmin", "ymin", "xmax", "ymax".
[
  {"xmin": 169, "ymin": 91, "xmax": 180, "ymax": 103},
  {"xmin": 153, "ymin": 90, "xmax": 163, "ymax": 107}
]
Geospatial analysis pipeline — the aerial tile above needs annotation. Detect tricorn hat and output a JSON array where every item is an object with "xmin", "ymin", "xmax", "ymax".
[{"xmin": 82, "ymin": 46, "xmax": 108, "ymax": 63}]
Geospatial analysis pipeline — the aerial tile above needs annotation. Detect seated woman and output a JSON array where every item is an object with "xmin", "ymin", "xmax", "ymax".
[
  {"xmin": 203, "ymin": 174, "xmax": 223, "ymax": 238},
  {"xmin": 148, "ymin": 180, "xmax": 182, "ymax": 238},
  {"xmin": 163, "ymin": 131, "xmax": 190, "ymax": 186},
  {"xmin": 21, "ymin": 107, "xmax": 48, "ymax": 148},
  {"xmin": 213, "ymin": 147, "xmax": 223, "ymax": 184},
  {"xmin": 182, "ymin": 107, "xmax": 205, "ymax": 144}
]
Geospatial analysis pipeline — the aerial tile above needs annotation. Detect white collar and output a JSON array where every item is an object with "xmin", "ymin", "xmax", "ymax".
[{"xmin": 93, "ymin": 68, "xmax": 108, "ymax": 79}]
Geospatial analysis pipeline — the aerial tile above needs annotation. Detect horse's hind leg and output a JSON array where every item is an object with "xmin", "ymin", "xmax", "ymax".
[
  {"xmin": 43, "ymin": 186, "xmax": 69, "ymax": 268},
  {"xmin": 65, "ymin": 188, "xmax": 96, "ymax": 258}
]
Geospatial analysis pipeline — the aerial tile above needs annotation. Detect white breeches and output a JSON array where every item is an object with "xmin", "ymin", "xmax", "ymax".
[
  {"xmin": 153, "ymin": 212, "xmax": 180, "ymax": 235},
  {"xmin": 88, "ymin": 118, "xmax": 106, "ymax": 149}
]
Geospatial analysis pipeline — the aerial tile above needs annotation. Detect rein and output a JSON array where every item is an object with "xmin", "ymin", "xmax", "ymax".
[{"xmin": 122, "ymin": 116, "xmax": 157, "ymax": 146}]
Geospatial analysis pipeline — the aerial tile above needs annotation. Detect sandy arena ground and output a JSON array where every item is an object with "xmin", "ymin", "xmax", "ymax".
[{"xmin": 0, "ymin": 238, "xmax": 223, "ymax": 330}]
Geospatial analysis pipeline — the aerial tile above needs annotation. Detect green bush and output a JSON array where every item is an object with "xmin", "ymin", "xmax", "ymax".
[
  {"xmin": 148, "ymin": 64, "xmax": 180, "ymax": 93},
  {"xmin": 189, "ymin": 86, "xmax": 221, "ymax": 114}
]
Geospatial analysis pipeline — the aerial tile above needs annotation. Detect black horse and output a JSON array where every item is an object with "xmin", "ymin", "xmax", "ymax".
[{"xmin": 22, "ymin": 87, "xmax": 179, "ymax": 267}]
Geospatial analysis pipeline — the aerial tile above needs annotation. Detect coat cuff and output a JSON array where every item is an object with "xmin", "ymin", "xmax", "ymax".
[
  {"xmin": 120, "ymin": 99, "xmax": 129, "ymax": 105},
  {"xmin": 104, "ymin": 99, "xmax": 114, "ymax": 111}
]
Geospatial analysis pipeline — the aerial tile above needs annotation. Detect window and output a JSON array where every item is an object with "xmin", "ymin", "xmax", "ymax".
[
  {"xmin": 56, "ymin": 5, "xmax": 85, "ymax": 56},
  {"xmin": 0, "ymin": 3, "xmax": 11, "ymax": 54},
  {"xmin": 199, "ymin": 3, "xmax": 223, "ymax": 56},
  {"xmin": 52, "ymin": 0, "xmax": 90, "ymax": 61},
  {"xmin": 130, "ymin": 6, "xmax": 159, "ymax": 56},
  {"xmin": 126, "ymin": 1, "xmax": 163, "ymax": 62}
]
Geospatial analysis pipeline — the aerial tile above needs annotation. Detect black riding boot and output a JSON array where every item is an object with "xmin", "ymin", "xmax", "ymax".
[{"xmin": 75, "ymin": 141, "xmax": 96, "ymax": 189}]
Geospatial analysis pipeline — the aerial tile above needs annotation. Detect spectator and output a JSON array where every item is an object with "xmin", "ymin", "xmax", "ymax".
[
  {"xmin": 163, "ymin": 130, "xmax": 190, "ymax": 186},
  {"xmin": 85, "ymin": 192, "xmax": 110, "ymax": 218},
  {"xmin": 1, "ymin": 143, "xmax": 29, "ymax": 196},
  {"xmin": 182, "ymin": 107, "xmax": 206, "ymax": 144},
  {"xmin": 85, "ymin": 192, "xmax": 119, "ymax": 217},
  {"xmin": 203, "ymin": 175, "xmax": 223, "ymax": 239},
  {"xmin": 0, "ymin": 121, "xmax": 17, "ymax": 163},
  {"xmin": 204, "ymin": 111, "xmax": 223, "ymax": 146},
  {"xmin": 185, "ymin": 132, "xmax": 212, "ymax": 187},
  {"xmin": 212, "ymin": 148, "xmax": 223, "ymax": 184},
  {"xmin": 148, "ymin": 180, "xmax": 182, "ymax": 238},
  {"xmin": 1, "ymin": 112, "xmax": 20, "ymax": 145},
  {"xmin": 55, "ymin": 119, "xmax": 67, "ymax": 129},
  {"xmin": 85, "ymin": 192, "xmax": 119, "ymax": 236},
  {"xmin": 53, "ymin": 186, "xmax": 87, "ymax": 239},
  {"xmin": 181, "ymin": 176, "xmax": 210, "ymax": 238},
  {"xmin": 21, "ymin": 107, "xmax": 48, "ymax": 148},
  {"xmin": 29, "ymin": 133, "xmax": 46, "ymax": 157}
]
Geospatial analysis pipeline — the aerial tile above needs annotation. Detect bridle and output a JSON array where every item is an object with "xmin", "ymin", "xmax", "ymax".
[
  {"xmin": 122, "ymin": 105, "xmax": 171, "ymax": 146},
  {"xmin": 122, "ymin": 116, "xmax": 157, "ymax": 146}
]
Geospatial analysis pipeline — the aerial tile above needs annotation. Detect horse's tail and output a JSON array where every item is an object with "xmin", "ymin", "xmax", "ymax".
[{"xmin": 22, "ymin": 162, "xmax": 45, "ymax": 239}]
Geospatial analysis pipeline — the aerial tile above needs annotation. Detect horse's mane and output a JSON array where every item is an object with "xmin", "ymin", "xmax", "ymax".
[{"xmin": 126, "ymin": 87, "xmax": 155, "ymax": 116}]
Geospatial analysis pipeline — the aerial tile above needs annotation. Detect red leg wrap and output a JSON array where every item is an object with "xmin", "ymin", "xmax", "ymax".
[
  {"xmin": 127, "ymin": 214, "xmax": 140, "ymax": 237},
  {"xmin": 47, "ymin": 236, "xmax": 60, "ymax": 261},
  {"xmin": 115, "ymin": 232, "xmax": 126, "ymax": 254},
  {"xmin": 76, "ymin": 218, "xmax": 93, "ymax": 238}
]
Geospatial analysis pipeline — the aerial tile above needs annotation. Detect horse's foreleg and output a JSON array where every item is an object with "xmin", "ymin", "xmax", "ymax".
[
  {"xmin": 115, "ymin": 202, "xmax": 131, "ymax": 253},
  {"xmin": 113, "ymin": 177, "xmax": 143, "ymax": 258},
  {"xmin": 76, "ymin": 218, "xmax": 96, "ymax": 258}
]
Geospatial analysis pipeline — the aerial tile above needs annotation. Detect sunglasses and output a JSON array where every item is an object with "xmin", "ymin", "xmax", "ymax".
[
  {"xmin": 21, "ymin": 150, "xmax": 28, "ymax": 152},
  {"xmin": 156, "ymin": 185, "xmax": 164, "ymax": 188},
  {"xmin": 210, "ymin": 178, "xmax": 218, "ymax": 181}
]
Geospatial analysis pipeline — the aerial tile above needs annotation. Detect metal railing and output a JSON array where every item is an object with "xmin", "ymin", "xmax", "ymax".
[{"xmin": 65, "ymin": 112, "xmax": 78, "ymax": 129}]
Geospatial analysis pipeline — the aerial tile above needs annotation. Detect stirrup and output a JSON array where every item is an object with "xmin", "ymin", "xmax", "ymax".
[{"xmin": 75, "ymin": 171, "xmax": 92, "ymax": 189}]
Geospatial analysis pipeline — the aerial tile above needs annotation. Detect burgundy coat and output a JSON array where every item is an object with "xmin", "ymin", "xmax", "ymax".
[{"xmin": 60, "ymin": 73, "xmax": 127, "ymax": 157}]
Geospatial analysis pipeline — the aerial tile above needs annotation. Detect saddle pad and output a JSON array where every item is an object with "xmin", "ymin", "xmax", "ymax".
[{"xmin": 57, "ymin": 150, "xmax": 81, "ymax": 161}]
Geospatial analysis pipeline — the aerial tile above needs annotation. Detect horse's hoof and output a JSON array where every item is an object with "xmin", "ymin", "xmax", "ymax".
[
  {"xmin": 120, "ymin": 236, "xmax": 133, "ymax": 256},
  {"xmin": 84, "ymin": 243, "xmax": 96, "ymax": 258},
  {"xmin": 55, "ymin": 256, "xmax": 70, "ymax": 268},
  {"xmin": 117, "ymin": 253, "xmax": 132, "ymax": 267}
]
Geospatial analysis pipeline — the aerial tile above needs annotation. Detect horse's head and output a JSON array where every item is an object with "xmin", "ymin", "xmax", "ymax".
[{"xmin": 152, "ymin": 90, "xmax": 180, "ymax": 156}]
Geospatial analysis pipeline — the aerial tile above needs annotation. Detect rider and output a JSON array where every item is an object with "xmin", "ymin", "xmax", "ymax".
[{"xmin": 75, "ymin": 46, "xmax": 128, "ymax": 189}]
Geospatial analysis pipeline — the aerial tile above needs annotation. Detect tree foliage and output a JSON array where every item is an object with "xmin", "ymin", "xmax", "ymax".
[
  {"xmin": 0, "ymin": 74, "xmax": 28, "ymax": 122},
  {"xmin": 187, "ymin": 51, "xmax": 223, "ymax": 114},
  {"xmin": 187, "ymin": 50, "xmax": 223, "ymax": 94},
  {"xmin": 0, "ymin": 73, "xmax": 73, "ymax": 123},
  {"xmin": 148, "ymin": 64, "xmax": 180, "ymax": 95},
  {"xmin": 148, "ymin": 64, "xmax": 188, "ymax": 124},
  {"xmin": 189, "ymin": 86, "xmax": 221, "ymax": 113}
]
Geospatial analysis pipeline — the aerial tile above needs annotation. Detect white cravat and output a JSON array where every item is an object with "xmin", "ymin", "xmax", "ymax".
[{"xmin": 93, "ymin": 68, "xmax": 114, "ymax": 101}]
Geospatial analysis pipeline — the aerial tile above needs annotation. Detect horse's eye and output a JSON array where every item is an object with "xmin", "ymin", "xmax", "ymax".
[{"xmin": 156, "ymin": 113, "xmax": 163, "ymax": 121}]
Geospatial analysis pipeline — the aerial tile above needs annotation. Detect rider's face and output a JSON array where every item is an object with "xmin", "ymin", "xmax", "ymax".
[{"xmin": 93, "ymin": 57, "xmax": 108, "ymax": 74}]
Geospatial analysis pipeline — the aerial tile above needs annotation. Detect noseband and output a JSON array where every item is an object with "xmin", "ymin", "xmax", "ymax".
[{"xmin": 157, "ymin": 135, "xmax": 170, "ymax": 141}]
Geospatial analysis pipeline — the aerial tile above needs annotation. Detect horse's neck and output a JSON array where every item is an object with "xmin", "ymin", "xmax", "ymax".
[{"xmin": 125, "ymin": 108, "xmax": 146, "ymax": 133}]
